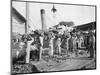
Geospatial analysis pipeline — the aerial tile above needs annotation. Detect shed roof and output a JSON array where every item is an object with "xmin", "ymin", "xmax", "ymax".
[
  {"xmin": 74, "ymin": 21, "xmax": 96, "ymax": 31},
  {"xmin": 12, "ymin": 7, "xmax": 26, "ymax": 24}
]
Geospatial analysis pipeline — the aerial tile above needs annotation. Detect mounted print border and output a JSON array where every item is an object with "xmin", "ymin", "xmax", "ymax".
[{"xmin": 11, "ymin": 0, "xmax": 97, "ymax": 75}]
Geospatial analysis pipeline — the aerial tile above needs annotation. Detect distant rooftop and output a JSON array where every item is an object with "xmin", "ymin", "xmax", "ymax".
[{"xmin": 74, "ymin": 21, "xmax": 96, "ymax": 31}]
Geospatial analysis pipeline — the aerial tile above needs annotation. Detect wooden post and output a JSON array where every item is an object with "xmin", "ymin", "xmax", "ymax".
[{"xmin": 25, "ymin": 2, "xmax": 30, "ymax": 63}]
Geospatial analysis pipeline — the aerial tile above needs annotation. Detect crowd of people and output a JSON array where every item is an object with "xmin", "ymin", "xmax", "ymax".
[{"xmin": 12, "ymin": 27, "xmax": 96, "ymax": 64}]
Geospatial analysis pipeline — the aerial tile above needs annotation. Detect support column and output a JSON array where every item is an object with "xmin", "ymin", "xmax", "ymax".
[
  {"xmin": 25, "ymin": 2, "xmax": 30, "ymax": 63},
  {"xmin": 26, "ymin": 41, "xmax": 31, "ymax": 63}
]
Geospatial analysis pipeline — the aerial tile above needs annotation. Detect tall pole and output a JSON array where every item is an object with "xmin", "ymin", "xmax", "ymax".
[
  {"xmin": 40, "ymin": 9, "xmax": 46, "ymax": 60},
  {"xmin": 26, "ymin": 2, "xmax": 30, "ymax": 63},
  {"xmin": 40, "ymin": 9, "xmax": 46, "ymax": 31}
]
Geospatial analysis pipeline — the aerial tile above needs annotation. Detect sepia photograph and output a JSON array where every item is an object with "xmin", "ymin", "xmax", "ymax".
[{"xmin": 11, "ymin": 0, "xmax": 96, "ymax": 74}]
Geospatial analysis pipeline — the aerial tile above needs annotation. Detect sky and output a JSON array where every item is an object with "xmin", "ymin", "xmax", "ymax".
[{"xmin": 12, "ymin": 1, "xmax": 95, "ymax": 31}]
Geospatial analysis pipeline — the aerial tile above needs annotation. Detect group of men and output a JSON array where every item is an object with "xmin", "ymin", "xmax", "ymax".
[{"xmin": 12, "ymin": 29, "xmax": 95, "ymax": 64}]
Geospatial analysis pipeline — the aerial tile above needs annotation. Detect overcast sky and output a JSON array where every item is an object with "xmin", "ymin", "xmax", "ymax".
[{"xmin": 12, "ymin": 1, "xmax": 95, "ymax": 30}]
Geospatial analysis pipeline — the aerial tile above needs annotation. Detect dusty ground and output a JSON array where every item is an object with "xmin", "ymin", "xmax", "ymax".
[
  {"xmin": 12, "ymin": 49, "xmax": 96, "ymax": 74},
  {"xmin": 30, "ymin": 51, "xmax": 96, "ymax": 72}
]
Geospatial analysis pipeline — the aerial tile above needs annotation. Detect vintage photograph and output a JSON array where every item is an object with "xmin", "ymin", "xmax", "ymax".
[{"xmin": 11, "ymin": 0, "xmax": 96, "ymax": 74}]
